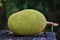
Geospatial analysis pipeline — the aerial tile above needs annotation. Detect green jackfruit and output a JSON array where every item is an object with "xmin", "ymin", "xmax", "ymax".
[{"xmin": 8, "ymin": 9, "xmax": 47, "ymax": 35}]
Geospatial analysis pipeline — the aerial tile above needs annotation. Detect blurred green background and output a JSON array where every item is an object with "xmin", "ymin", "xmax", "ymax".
[{"xmin": 0, "ymin": 0, "xmax": 60, "ymax": 40}]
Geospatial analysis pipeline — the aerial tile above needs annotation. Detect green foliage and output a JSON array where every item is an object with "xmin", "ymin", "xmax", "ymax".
[
  {"xmin": 0, "ymin": 0, "xmax": 2, "ymax": 7},
  {"xmin": 6, "ymin": 0, "xmax": 19, "ymax": 18},
  {"xmin": 0, "ymin": 3, "xmax": 2, "ymax": 7},
  {"xmin": 6, "ymin": 0, "xmax": 49, "ymax": 18}
]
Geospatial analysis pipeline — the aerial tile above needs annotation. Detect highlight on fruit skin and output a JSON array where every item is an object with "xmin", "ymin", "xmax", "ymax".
[{"xmin": 8, "ymin": 9, "xmax": 47, "ymax": 35}]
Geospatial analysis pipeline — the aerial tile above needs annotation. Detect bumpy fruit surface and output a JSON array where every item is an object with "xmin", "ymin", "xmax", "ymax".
[{"xmin": 8, "ymin": 9, "xmax": 47, "ymax": 35}]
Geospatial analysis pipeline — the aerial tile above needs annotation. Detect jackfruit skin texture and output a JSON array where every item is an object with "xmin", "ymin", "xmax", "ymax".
[{"xmin": 8, "ymin": 9, "xmax": 47, "ymax": 35}]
